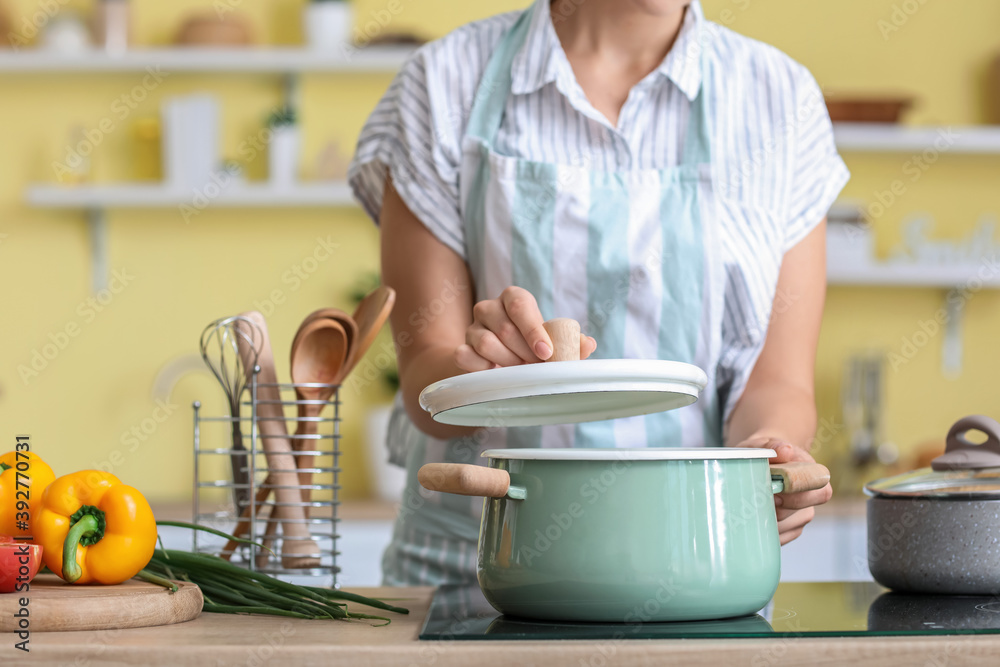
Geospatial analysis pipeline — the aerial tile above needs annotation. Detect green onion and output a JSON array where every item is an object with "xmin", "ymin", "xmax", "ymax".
[
  {"xmin": 301, "ymin": 585, "xmax": 409, "ymax": 615},
  {"xmin": 142, "ymin": 521, "xmax": 408, "ymax": 624}
]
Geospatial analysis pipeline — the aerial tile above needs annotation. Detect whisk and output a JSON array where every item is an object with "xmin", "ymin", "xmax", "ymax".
[{"xmin": 199, "ymin": 315, "xmax": 263, "ymax": 513}]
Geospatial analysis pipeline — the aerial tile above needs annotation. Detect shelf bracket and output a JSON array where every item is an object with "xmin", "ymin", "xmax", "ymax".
[
  {"xmin": 942, "ymin": 288, "xmax": 963, "ymax": 378},
  {"xmin": 282, "ymin": 72, "xmax": 300, "ymax": 111},
  {"xmin": 87, "ymin": 207, "xmax": 109, "ymax": 293}
]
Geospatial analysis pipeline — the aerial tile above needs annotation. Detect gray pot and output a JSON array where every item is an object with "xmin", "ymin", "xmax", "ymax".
[{"xmin": 865, "ymin": 415, "xmax": 1000, "ymax": 595}]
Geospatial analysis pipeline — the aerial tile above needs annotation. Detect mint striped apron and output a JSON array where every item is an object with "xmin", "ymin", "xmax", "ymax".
[{"xmin": 381, "ymin": 9, "xmax": 724, "ymax": 586}]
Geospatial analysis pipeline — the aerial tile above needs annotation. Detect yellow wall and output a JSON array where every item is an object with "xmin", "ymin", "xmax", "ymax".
[
  {"xmin": 2, "ymin": 0, "xmax": 999, "ymax": 502},
  {"xmin": 703, "ymin": 0, "xmax": 1000, "ymax": 488}
]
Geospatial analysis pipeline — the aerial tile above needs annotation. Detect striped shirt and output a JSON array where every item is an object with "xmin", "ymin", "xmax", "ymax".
[{"xmin": 349, "ymin": 0, "xmax": 849, "ymax": 426}]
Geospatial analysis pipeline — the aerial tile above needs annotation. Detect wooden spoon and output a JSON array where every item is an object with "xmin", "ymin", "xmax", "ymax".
[
  {"xmin": 233, "ymin": 311, "xmax": 321, "ymax": 569},
  {"xmin": 290, "ymin": 317, "xmax": 349, "ymax": 497},
  {"xmin": 341, "ymin": 286, "xmax": 396, "ymax": 379},
  {"xmin": 323, "ymin": 309, "xmax": 359, "ymax": 365}
]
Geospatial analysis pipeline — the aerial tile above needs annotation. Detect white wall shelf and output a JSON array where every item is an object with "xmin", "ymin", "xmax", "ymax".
[
  {"xmin": 0, "ymin": 47, "xmax": 415, "ymax": 74},
  {"xmin": 25, "ymin": 182, "xmax": 358, "ymax": 292},
  {"xmin": 26, "ymin": 182, "xmax": 356, "ymax": 208},
  {"xmin": 827, "ymin": 260, "xmax": 1000, "ymax": 377},
  {"xmin": 827, "ymin": 262, "xmax": 1000, "ymax": 289},
  {"xmin": 833, "ymin": 123, "xmax": 1000, "ymax": 154}
]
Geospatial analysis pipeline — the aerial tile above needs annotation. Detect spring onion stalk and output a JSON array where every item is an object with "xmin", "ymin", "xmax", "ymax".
[
  {"xmin": 141, "ymin": 521, "xmax": 408, "ymax": 624},
  {"xmin": 134, "ymin": 569, "xmax": 179, "ymax": 592},
  {"xmin": 301, "ymin": 585, "xmax": 410, "ymax": 614}
]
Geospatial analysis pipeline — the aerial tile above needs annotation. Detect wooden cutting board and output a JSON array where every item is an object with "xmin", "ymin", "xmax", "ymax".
[{"xmin": 0, "ymin": 574, "xmax": 203, "ymax": 632}]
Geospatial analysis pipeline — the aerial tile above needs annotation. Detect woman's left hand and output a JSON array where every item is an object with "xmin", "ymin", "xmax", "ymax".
[{"xmin": 734, "ymin": 437, "xmax": 833, "ymax": 545}]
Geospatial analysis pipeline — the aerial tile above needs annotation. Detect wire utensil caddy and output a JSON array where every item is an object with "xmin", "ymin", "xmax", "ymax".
[{"xmin": 192, "ymin": 367, "xmax": 340, "ymax": 584}]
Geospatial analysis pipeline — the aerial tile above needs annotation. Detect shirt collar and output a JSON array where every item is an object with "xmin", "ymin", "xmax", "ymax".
[{"xmin": 509, "ymin": 0, "xmax": 704, "ymax": 101}]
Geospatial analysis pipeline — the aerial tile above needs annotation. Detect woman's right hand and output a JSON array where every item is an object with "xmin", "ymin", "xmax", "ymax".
[{"xmin": 455, "ymin": 287, "xmax": 597, "ymax": 372}]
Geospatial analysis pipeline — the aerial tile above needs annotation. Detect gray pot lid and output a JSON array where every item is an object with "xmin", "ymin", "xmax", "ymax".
[
  {"xmin": 865, "ymin": 415, "xmax": 1000, "ymax": 499},
  {"xmin": 865, "ymin": 466, "xmax": 1000, "ymax": 499}
]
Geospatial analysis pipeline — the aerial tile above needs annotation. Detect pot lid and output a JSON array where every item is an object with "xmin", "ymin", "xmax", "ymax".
[
  {"xmin": 865, "ymin": 415, "xmax": 1000, "ymax": 499},
  {"xmin": 419, "ymin": 359, "xmax": 708, "ymax": 427},
  {"xmin": 481, "ymin": 447, "xmax": 775, "ymax": 461}
]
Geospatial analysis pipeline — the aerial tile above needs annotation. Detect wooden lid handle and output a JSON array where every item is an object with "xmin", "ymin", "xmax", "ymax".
[
  {"xmin": 770, "ymin": 462, "xmax": 831, "ymax": 493},
  {"xmin": 418, "ymin": 463, "xmax": 511, "ymax": 498},
  {"xmin": 543, "ymin": 318, "xmax": 581, "ymax": 362}
]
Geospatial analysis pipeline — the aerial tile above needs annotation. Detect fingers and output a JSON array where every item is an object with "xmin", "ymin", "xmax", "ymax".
[
  {"xmin": 500, "ymin": 287, "xmax": 552, "ymax": 360},
  {"xmin": 465, "ymin": 325, "xmax": 525, "ymax": 367},
  {"xmin": 455, "ymin": 344, "xmax": 495, "ymax": 372},
  {"xmin": 732, "ymin": 438, "xmax": 827, "ymax": 546},
  {"xmin": 779, "ymin": 527, "xmax": 804, "ymax": 546},
  {"xmin": 771, "ymin": 442, "xmax": 813, "ymax": 463},
  {"xmin": 472, "ymin": 299, "xmax": 537, "ymax": 363},
  {"xmin": 778, "ymin": 507, "xmax": 816, "ymax": 544},
  {"xmin": 776, "ymin": 483, "xmax": 833, "ymax": 510},
  {"xmin": 464, "ymin": 287, "xmax": 599, "ymax": 369},
  {"xmin": 731, "ymin": 435, "xmax": 775, "ymax": 450}
]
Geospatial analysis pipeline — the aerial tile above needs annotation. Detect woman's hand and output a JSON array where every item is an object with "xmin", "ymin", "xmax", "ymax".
[
  {"xmin": 734, "ymin": 437, "xmax": 833, "ymax": 545},
  {"xmin": 455, "ymin": 286, "xmax": 597, "ymax": 371}
]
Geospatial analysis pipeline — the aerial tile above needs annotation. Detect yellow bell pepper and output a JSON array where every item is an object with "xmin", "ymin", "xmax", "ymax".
[
  {"xmin": 35, "ymin": 470, "xmax": 156, "ymax": 584},
  {"xmin": 0, "ymin": 451, "xmax": 56, "ymax": 541}
]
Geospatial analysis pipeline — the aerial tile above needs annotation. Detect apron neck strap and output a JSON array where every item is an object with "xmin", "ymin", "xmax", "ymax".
[
  {"xmin": 682, "ymin": 39, "xmax": 712, "ymax": 165},
  {"xmin": 465, "ymin": 11, "xmax": 532, "ymax": 145},
  {"xmin": 466, "ymin": 7, "xmax": 713, "ymax": 165}
]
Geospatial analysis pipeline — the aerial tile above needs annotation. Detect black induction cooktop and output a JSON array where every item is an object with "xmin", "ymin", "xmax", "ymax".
[{"xmin": 419, "ymin": 582, "xmax": 1000, "ymax": 640}]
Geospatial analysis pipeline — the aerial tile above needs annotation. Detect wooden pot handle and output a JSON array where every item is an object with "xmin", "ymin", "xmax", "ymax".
[
  {"xmin": 770, "ymin": 462, "xmax": 831, "ymax": 494},
  {"xmin": 418, "ymin": 463, "xmax": 511, "ymax": 498},
  {"xmin": 543, "ymin": 318, "xmax": 581, "ymax": 362}
]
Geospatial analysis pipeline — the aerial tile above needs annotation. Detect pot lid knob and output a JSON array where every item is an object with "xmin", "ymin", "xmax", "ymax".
[
  {"xmin": 542, "ymin": 318, "xmax": 581, "ymax": 362},
  {"xmin": 931, "ymin": 415, "xmax": 1000, "ymax": 471}
]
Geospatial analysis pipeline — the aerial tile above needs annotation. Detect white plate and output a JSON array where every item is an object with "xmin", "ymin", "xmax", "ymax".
[{"xmin": 419, "ymin": 359, "xmax": 708, "ymax": 427}]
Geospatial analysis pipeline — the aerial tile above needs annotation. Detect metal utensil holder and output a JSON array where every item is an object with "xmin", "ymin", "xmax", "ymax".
[{"xmin": 192, "ymin": 367, "xmax": 340, "ymax": 585}]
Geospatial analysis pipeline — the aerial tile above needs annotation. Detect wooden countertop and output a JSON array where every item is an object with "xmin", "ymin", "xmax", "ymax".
[{"xmin": 23, "ymin": 586, "xmax": 1000, "ymax": 666}]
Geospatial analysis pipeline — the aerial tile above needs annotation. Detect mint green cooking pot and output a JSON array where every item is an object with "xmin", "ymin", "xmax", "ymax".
[{"xmin": 419, "ymin": 448, "xmax": 829, "ymax": 623}]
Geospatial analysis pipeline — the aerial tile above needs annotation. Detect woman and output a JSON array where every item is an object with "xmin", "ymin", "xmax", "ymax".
[{"xmin": 349, "ymin": 0, "xmax": 847, "ymax": 586}]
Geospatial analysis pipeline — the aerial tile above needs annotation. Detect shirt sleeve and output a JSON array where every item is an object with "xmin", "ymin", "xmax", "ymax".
[
  {"xmin": 348, "ymin": 48, "xmax": 467, "ymax": 259},
  {"xmin": 783, "ymin": 67, "xmax": 851, "ymax": 252}
]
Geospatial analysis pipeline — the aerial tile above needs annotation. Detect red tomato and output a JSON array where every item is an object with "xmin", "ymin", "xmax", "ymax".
[{"xmin": 0, "ymin": 536, "xmax": 43, "ymax": 593}]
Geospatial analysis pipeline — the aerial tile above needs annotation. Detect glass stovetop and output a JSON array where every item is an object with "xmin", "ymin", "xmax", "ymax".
[{"xmin": 419, "ymin": 583, "xmax": 1000, "ymax": 640}]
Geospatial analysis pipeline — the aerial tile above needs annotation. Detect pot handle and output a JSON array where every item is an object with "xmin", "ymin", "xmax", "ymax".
[
  {"xmin": 418, "ymin": 463, "xmax": 527, "ymax": 500},
  {"xmin": 931, "ymin": 415, "xmax": 1000, "ymax": 471},
  {"xmin": 770, "ymin": 462, "xmax": 831, "ymax": 494}
]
